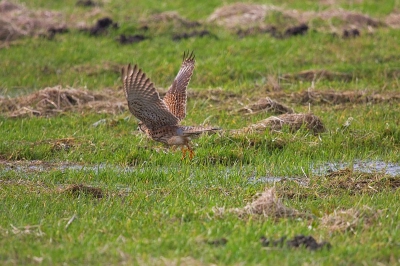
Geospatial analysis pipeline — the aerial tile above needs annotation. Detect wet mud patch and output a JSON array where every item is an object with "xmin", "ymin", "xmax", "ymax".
[
  {"xmin": 213, "ymin": 187, "xmax": 310, "ymax": 219},
  {"xmin": 321, "ymin": 168, "xmax": 400, "ymax": 193},
  {"xmin": 61, "ymin": 184, "xmax": 105, "ymax": 198},
  {"xmin": 0, "ymin": 86, "xmax": 126, "ymax": 117}
]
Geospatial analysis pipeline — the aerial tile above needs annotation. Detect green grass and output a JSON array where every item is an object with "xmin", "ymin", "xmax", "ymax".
[{"xmin": 1, "ymin": 0, "xmax": 400, "ymax": 265}]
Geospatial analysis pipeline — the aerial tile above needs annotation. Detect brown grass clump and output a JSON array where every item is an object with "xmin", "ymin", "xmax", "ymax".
[
  {"xmin": 320, "ymin": 206, "xmax": 381, "ymax": 232},
  {"xmin": 237, "ymin": 97, "xmax": 294, "ymax": 115},
  {"xmin": 236, "ymin": 113, "xmax": 325, "ymax": 135},
  {"xmin": 62, "ymin": 184, "xmax": 104, "ymax": 198},
  {"xmin": 213, "ymin": 187, "xmax": 307, "ymax": 219},
  {"xmin": 0, "ymin": 86, "xmax": 126, "ymax": 117},
  {"xmin": 0, "ymin": 0, "xmax": 65, "ymax": 41}
]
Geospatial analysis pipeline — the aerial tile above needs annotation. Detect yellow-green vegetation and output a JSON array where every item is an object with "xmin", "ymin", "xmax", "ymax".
[{"xmin": 0, "ymin": 0, "xmax": 399, "ymax": 265}]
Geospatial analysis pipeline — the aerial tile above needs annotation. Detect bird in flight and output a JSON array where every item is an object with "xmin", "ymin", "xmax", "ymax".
[{"xmin": 121, "ymin": 51, "xmax": 219, "ymax": 159}]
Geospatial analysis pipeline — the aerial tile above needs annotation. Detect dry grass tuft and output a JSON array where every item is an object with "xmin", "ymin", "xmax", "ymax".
[
  {"xmin": 236, "ymin": 97, "xmax": 294, "ymax": 115},
  {"xmin": 213, "ymin": 187, "xmax": 308, "ymax": 219},
  {"xmin": 0, "ymin": 86, "xmax": 126, "ymax": 117},
  {"xmin": 320, "ymin": 206, "xmax": 382, "ymax": 232},
  {"xmin": 234, "ymin": 113, "xmax": 325, "ymax": 135}
]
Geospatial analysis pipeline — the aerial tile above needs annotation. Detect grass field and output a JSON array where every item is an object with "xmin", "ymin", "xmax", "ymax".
[{"xmin": 1, "ymin": 0, "xmax": 400, "ymax": 265}]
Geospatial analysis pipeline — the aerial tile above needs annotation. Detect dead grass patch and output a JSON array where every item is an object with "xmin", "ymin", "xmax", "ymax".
[
  {"xmin": 207, "ymin": 3, "xmax": 274, "ymax": 28},
  {"xmin": 0, "ymin": 86, "xmax": 126, "ymax": 117},
  {"xmin": 294, "ymin": 89, "xmax": 400, "ymax": 105},
  {"xmin": 385, "ymin": 11, "xmax": 400, "ymax": 28},
  {"xmin": 207, "ymin": 3, "xmax": 388, "ymax": 32},
  {"xmin": 213, "ymin": 187, "xmax": 309, "ymax": 219},
  {"xmin": 140, "ymin": 11, "xmax": 200, "ymax": 29},
  {"xmin": 323, "ymin": 168, "xmax": 400, "ymax": 193},
  {"xmin": 0, "ymin": 0, "xmax": 65, "ymax": 41},
  {"xmin": 282, "ymin": 70, "xmax": 353, "ymax": 82},
  {"xmin": 233, "ymin": 113, "xmax": 325, "ymax": 135},
  {"xmin": 320, "ymin": 206, "xmax": 382, "ymax": 232}
]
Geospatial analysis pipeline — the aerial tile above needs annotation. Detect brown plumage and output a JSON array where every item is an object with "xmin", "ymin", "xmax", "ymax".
[{"xmin": 121, "ymin": 51, "xmax": 219, "ymax": 159}]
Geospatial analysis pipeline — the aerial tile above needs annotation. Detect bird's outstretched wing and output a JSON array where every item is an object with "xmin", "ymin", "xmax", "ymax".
[
  {"xmin": 163, "ymin": 51, "xmax": 196, "ymax": 121},
  {"xmin": 122, "ymin": 64, "xmax": 179, "ymax": 130}
]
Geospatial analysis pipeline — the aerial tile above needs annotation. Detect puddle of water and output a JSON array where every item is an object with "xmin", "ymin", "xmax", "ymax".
[
  {"xmin": 312, "ymin": 160, "xmax": 400, "ymax": 177},
  {"xmin": 0, "ymin": 160, "xmax": 136, "ymax": 175}
]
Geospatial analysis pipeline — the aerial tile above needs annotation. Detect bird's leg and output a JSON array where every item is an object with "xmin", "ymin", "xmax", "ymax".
[
  {"xmin": 181, "ymin": 146, "xmax": 187, "ymax": 160},
  {"xmin": 186, "ymin": 143, "xmax": 195, "ymax": 160}
]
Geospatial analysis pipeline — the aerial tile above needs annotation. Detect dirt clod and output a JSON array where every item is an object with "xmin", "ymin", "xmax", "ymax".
[
  {"xmin": 342, "ymin": 28, "xmax": 360, "ymax": 38},
  {"xmin": 85, "ymin": 17, "xmax": 118, "ymax": 35},
  {"xmin": 284, "ymin": 23, "xmax": 308, "ymax": 37}
]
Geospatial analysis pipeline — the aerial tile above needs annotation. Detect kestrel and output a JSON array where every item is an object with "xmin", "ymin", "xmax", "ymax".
[{"xmin": 121, "ymin": 51, "xmax": 219, "ymax": 159}]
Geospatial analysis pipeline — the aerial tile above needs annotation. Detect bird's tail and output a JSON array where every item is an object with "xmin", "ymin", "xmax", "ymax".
[{"xmin": 181, "ymin": 126, "xmax": 221, "ymax": 135}]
